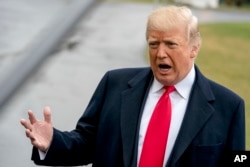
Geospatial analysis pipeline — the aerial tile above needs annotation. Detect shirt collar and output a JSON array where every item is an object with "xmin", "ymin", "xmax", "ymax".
[{"xmin": 151, "ymin": 65, "xmax": 195, "ymax": 99}]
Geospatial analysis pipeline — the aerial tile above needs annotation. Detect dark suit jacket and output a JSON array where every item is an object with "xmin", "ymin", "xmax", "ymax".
[{"xmin": 32, "ymin": 66, "xmax": 245, "ymax": 167}]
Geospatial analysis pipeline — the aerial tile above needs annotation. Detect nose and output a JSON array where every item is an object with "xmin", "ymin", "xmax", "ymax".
[{"xmin": 157, "ymin": 44, "xmax": 167, "ymax": 58}]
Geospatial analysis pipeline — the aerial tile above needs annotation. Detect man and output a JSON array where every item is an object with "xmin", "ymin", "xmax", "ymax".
[{"xmin": 20, "ymin": 5, "xmax": 245, "ymax": 167}]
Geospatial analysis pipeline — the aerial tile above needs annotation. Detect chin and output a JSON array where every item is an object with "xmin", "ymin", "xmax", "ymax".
[{"xmin": 156, "ymin": 76, "xmax": 174, "ymax": 86}]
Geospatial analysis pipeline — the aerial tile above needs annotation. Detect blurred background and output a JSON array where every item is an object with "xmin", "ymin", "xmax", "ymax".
[{"xmin": 0, "ymin": 0, "xmax": 249, "ymax": 166}]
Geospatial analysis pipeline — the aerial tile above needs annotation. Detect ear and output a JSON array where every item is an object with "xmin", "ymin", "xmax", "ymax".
[{"xmin": 190, "ymin": 44, "xmax": 200, "ymax": 58}]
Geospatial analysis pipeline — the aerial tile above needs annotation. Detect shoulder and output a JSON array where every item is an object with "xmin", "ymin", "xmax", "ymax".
[
  {"xmin": 103, "ymin": 67, "xmax": 151, "ymax": 80},
  {"xmin": 96, "ymin": 67, "xmax": 152, "ymax": 88},
  {"xmin": 93, "ymin": 67, "xmax": 153, "ymax": 97}
]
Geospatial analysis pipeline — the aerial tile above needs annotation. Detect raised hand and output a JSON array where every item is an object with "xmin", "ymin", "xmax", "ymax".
[{"xmin": 20, "ymin": 106, "xmax": 53, "ymax": 152}]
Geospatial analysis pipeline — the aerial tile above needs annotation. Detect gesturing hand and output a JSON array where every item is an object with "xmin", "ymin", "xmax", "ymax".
[{"xmin": 20, "ymin": 106, "xmax": 53, "ymax": 152}]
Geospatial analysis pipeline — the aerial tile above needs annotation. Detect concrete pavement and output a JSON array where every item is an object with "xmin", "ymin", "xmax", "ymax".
[
  {"xmin": 0, "ymin": 0, "xmax": 96, "ymax": 109},
  {"xmin": 0, "ymin": 0, "xmax": 74, "ymax": 80},
  {"xmin": 0, "ymin": 1, "xmax": 250, "ymax": 167}
]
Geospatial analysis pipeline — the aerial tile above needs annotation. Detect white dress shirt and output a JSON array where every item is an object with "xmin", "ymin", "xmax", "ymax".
[{"xmin": 137, "ymin": 65, "xmax": 195, "ymax": 166}]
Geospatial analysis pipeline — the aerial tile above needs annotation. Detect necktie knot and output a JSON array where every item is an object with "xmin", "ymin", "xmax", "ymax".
[{"xmin": 164, "ymin": 86, "xmax": 175, "ymax": 95}]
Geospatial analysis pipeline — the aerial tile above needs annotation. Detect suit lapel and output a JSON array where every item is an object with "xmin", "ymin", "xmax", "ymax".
[
  {"xmin": 168, "ymin": 66, "xmax": 216, "ymax": 166},
  {"xmin": 120, "ymin": 68, "xmax": 153, "ymax": 167}
]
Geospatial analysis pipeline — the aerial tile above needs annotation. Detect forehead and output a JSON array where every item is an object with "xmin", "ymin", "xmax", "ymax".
[{"xmin": 147, "ymin": 29, "xmax": 187, "ymax": 42}]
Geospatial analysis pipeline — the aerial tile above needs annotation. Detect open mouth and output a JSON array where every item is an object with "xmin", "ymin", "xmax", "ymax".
[{"xmin": 159, "ymin": 64, "xmax": 171, "ymax": 70}]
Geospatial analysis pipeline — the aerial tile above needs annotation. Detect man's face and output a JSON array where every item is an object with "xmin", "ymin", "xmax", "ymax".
[{"xmin": 147, "ymin": 28, "xmax": 197, "ymax": 86}]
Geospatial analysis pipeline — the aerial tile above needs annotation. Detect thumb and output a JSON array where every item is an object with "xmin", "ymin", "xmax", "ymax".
[{"xmin": 43, "ymin": 106, "xmax": 51, "ymax": 124}]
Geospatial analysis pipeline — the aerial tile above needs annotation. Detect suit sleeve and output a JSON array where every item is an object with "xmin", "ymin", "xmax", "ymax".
[{"xmin": 31, "ymin": 72, "xmax": 110, "ymax": 166}]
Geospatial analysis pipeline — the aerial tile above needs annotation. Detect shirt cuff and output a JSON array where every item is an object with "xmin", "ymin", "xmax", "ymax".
[{"xmin": 38, "ymin": 149, "xmax": 47, "ymax": 160}]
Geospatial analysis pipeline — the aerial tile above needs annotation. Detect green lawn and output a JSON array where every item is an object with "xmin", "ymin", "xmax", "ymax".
[{"xmin": 196, "ymin": 23, "xmax": 250, "ymax": 149}]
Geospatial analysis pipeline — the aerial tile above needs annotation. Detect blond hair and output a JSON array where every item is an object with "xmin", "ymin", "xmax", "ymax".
[{"xmin": 146, "ymin": 6, "xmax": 201, "ymax": 47}]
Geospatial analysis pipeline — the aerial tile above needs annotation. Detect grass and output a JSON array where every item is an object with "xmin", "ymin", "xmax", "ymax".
[{"xmin": 196, "ymin": 23, "xmax": 250, "ymax": 149}]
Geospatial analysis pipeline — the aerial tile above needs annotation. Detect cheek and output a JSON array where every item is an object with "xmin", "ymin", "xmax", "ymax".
[
  {"xmin": 176, "ymin": 59, "xmax": 194, "ymax": 78},
  {"xmin": 149, "ymin": 49, "xmax": 156, "ymax": 56},
  {"xmin": 172, "ymin": 54, "xmax": 191, "ymax": 70},
  {"xmin": 149, "ymin": 51, "xmax": 157, "ymax": 62}
]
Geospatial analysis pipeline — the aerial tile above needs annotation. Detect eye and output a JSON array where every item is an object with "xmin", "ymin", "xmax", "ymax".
[
  {"xmin": 148, "ymin": 42, "xmax": 159, "ymax": 49},
  {"xmin": 165, "ymin": 41, "xmax": 178, "ymax": 49}
]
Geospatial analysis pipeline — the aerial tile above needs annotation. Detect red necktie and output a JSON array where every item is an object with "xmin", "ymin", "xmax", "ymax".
[{"xmin": 139, "ymin": 86, "xmax": 175, "ymax": 167}]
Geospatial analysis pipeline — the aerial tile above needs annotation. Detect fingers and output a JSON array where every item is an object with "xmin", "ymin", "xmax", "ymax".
[
  {"xmin": 20, "ymin": 110, "xmax": 37, "ymax": 131},
  {"xmin": 25, "ymin": 129, "xmax": 34, "ymax": 139},
  {"xmin": 20, "ymin": 107, "xmax": 52, "ymax": 127},
  {"xmin": 43, "ymin": 106, "xmax": 51, "ymax": 124},
  {"xmin": 20, "ymin": 118, "xmax": 32, "ymax": 131},
  {"xmin": 25, "ymin": 129, "xmax": 41, "ymax": 149},
  {"xmin": 28, "ymin": 110, "xmax": 37, "ymax": 124}
]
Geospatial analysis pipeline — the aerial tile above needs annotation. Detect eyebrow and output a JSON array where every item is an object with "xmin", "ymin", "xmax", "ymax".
[
  {"xmin": 148, "ymin": 38, "xmax": 178, "ymax": 43},
  {"xmin": 147, "ymin": 37, "xmax": 158, "ymax": 41}
]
